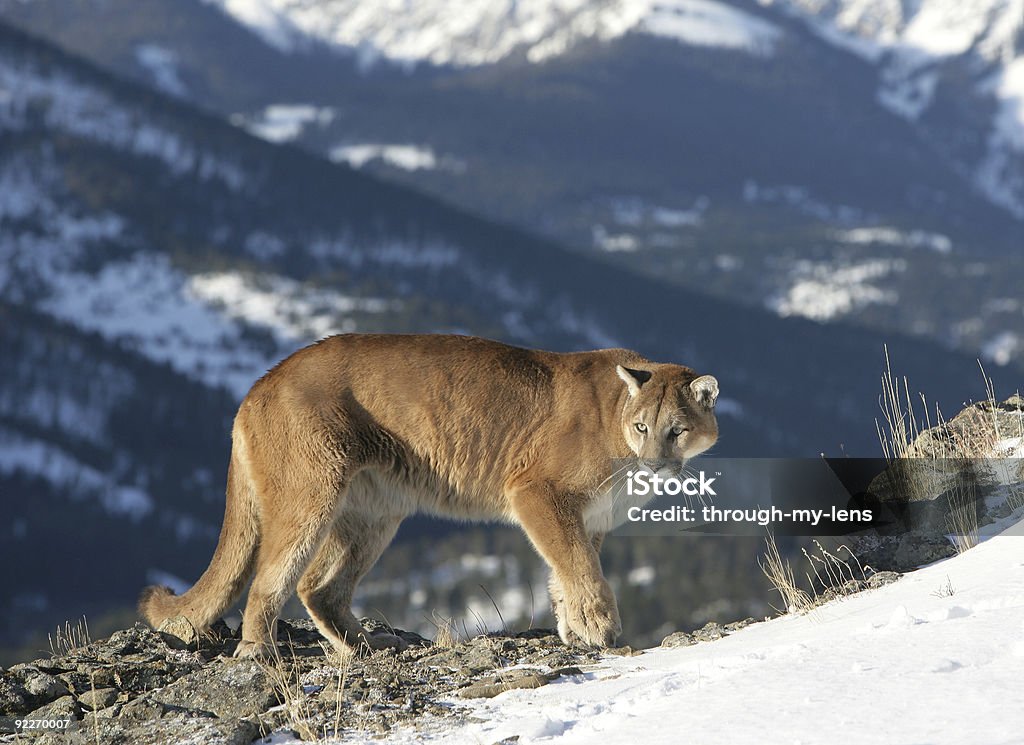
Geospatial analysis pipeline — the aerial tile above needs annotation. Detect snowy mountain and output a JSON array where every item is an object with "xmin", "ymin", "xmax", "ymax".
[
  {"xmin": 138, "ymin": 0, "xmax": 1024, "ymax": 219},
  {"xmin": 198, "ymin": 0, "xmax": 787, "ymax": 65},
  {"xmin": 3, "ymin": 0, "xmax": 1023, "ymax": 370},
  {"xmin": 0, "ymin": 17, "xmax": 1019, "ymax": 659}
]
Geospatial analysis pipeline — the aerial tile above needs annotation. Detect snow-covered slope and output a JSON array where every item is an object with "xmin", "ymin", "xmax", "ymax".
[
  {"xmin": 364, "ymin": 516, "xmax": 1024, "ymax": 744},
  {"xmin": 765, "ymin": 0, "xmax": 1024, "ymax": 217},
  {"xmin": 200, "ymin": 0, "xmax": 1024, "ymax": 219},
  {"xmin": 202, "ymin": 0, "xmax": 785, "ymax": 65}
]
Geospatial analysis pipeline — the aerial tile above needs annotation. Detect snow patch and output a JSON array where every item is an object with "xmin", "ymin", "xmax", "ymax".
[
  {"xmin": 134, "ymin": 44, "xmax": 187, "ymax": 97},
  {"xmin": 770, "ymin": 258, "xmax": 905, "ymax": 321},
  {"xmin": 237, "ymin": 104, "xmax": 335, "ymax": 144},
  {"xmin": 203, "ymin": 0, "xmax": 784, "ymax": 68},
  {"xmin": 833, "ymin": 226, "xmax": 952, "ymax": 253},
  {"xmin": 0, "ymin": 427, "xmax": 154, "ymax": 519},
  {"xmin": 329, "ymin": 143, "xmax": 462, "ymax": 172},
  {"xmin": 641, "ymin": 0, "xmax": 781, "ymax": 56},
  {"xmin": 981, "ymin": 331, "xmax": 1022, "ymax": 367},
  {"xmin": 36, "ymin": 252, "xmax": 394, "ymax": 396}
]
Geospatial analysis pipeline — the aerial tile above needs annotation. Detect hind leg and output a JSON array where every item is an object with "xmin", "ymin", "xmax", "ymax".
[
  {"xmin": 235, "ymin": 483, "xmax": 343, "ymax": 658},
  {"xmin": 298, "ymin": 509, "xmax": 405, "ymax": 654}
]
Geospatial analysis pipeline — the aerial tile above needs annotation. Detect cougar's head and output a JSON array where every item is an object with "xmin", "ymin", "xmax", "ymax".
[{"xmin": 616, "ymin": 364, "xmax": 719, "ymax": 468}]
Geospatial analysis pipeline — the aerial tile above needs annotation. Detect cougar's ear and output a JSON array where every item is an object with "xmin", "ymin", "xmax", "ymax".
[
  {"xmin": 616, "ymin": 365, "xmax": 651, "ymax": 397},
  {"xmin": 690, "ymin": 375, "xmax": 719, "ymax": 408}
]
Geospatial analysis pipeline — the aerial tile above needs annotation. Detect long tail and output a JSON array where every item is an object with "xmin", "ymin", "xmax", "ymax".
[{"xmin": 139, "ymin": 435, "xmax": 259, "ymax": 630}]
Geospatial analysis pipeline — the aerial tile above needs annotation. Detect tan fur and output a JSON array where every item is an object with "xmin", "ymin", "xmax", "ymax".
[{"xmin": 138, "ymin": 334, "xmax": 719, "ymax": 654}]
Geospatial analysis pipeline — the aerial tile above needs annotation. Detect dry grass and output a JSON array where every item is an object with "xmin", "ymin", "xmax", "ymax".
[
  {"xmin": 876, "ymin": 345, "xmax": 935, "ymax": 461},
  {"xmin": 49, "ymin": 616, "xmax": 91, "ymax": 658},
  {"xmin": 760, "ymin": 536, "xmax": 872, "ymax": 616},
  {"xmin": 758, "ymin": 534, "xmax": 811, "ymax": 614},
  {"xmin": 260, "ymin": 639, "xmax": 354, "ymax": 742},
  {"xmin": 946, "ymin": 469, "xmax": 979, "ymax": 554},
  {"xmin": 801, "ymin": 540, "xmax": 868, "ymax": 597},
  {"xmin": 429, "ymin": 612, "xmax": 460, "ymax": 648},
  {"xmin": 932, "ymin": 575, "xmax": 956, "ymax": 598}
]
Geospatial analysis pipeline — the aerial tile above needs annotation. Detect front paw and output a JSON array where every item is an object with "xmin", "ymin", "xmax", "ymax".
[{"xmin": 562, "ymin": 581, "xmax": 621, "ymax": 648}]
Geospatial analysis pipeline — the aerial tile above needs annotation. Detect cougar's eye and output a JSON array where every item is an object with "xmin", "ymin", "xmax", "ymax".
[
  {"xmin": 670, "ymin": 425, "xmax": 689, "ymax": 437},
  {"xmin": 635, "ymin": 422, "xmax": 648, "ymax": 434}
]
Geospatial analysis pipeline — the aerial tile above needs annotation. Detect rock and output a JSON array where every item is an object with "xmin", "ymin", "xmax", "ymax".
[
  {"xmin": 2, "ymin": 666, "xmax": 72, "ymax": 713},
  {"xmin": 692, "ymin": 622, "xmax": 725, "ymax": 642},
  {"xmin": 4, "ymin": 620, "xmax": 599, "ymax": 741},
  {"xmin": 117, "ymin": 695, "xmax": 175, "ymax": 721},
  {"xmin": 157, "ymin": 616, "xmax": 198, "ymax": 649},
  {"xmin": 20, "ymin": 670, "xmax": 71, "ymax": 704},
  {"xmin": 865, "ymin": 571, "xmax": 901, "ymax": 589},
  {"xmin": 605, "ymin": 646, "xmax": 641, "ymax": 656},
  {"xmin": 458, "ymin": 671, "xmax": 549, "ymax": 699},
  {"xmin": 58, "ymin": 715, "xmax": 258, "ymax": 745},
  {"xmin": 100, "ymin": 624, "xmax": 168, "ymax": 658},
  {"xmin": 77, "ymin": 687, "xmax": 119, "ymax": 711},
  {"xmin": 460, "ymin": 643, "xmax": 503, "ymax": 673},
  {"xmin": 152, "ymin": 660, "xmax": 279, "ymax": 719},
  {"xmin": 661, "ymin": 631, "xmax": 696, "ymax": 648},
  {"xmin": 854, "ymin": 533, "xmax": 955, "ymax": 573},
  {"xmin": 906, "ymin": 396, "xmax": 1024, "ymax": 459},
  {"xmin": 0, "ymin": 675, "xmax": 31, "ymax": 714},
  {"xmin": 26, "ymin": 694, "xmax": 81, "ymax": 723},
  {"xmin": 894, "ymin": 535, "xmax": 957, "ymax": 569}
]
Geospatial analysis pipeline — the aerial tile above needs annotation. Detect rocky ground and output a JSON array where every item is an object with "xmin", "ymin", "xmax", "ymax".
[
  {"xmin": 853, "ymin": 395, "xmax": 1024, "ymax": 572},
  {"xmin": 0, "ymin": 615, "xmax": 764, "ymax": 744}
]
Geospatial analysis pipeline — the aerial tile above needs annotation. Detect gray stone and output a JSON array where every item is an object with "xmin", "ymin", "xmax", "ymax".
[
  {"xmin": 865, "ymin": 571, "xmax": 901, "ymax": 589},
  {"xmin": 77, "ymin": 687, "xmax": 119, "ymax": 711},
  {"xmin": 459, "ymin": 671, "xmax": 549, "ymax": 699},
  {"xmin": 21, "ymin": 671, "xmax": 71, "ymax": 704},
  {"xmin": 152, "ymin": 660, "xmax": 279, "ymax": 719},
  {"xmin": 661, "ymin": 631, "xmax": 696, "ymax": 648},
  {"xmin": 56, "ymin": 715, "xmax": 258, "ymax": 745},
  {"xmin": 117, "ymin": 695, "xmax": 174, "ymax": 721},
  {"xmin": 157, "ymin": 616, "xmax": 199, "ymax": 649},
  {"xmin": 26, "ymin": 694, "xmax": 81, "ymax": 723},
  {"xmin": 692, "ymin": 622, "xmax": 725, "ymax": 642},
  {"xmin": 605, "ymin": 646, "xmax": 641, "ymax": 656},
  {"xmin": 460, "ymin": 644, "xmax": 502, "ymax": 673},
  {"xmin": 0, "ymin": 676, "xmax": 30, "ymax": 715}
]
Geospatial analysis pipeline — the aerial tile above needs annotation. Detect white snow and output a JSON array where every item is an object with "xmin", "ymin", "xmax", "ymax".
[
  {"xmin": 981, "ymin": 330, "xmax": 1022, "ymax": 367},
  {"xmin": 640, "ymin": 0, "xmax": 781, "ymax": 56},
  {"xmin": 203, "ymin": 0, "xmax": 785, "ymax": 67},
  {"xmin": 833, "ymin": 225, "xmax": 953, "ymax": 253},
  {"xmin": 760, "ymin": 0, "xmax": 1024, "ymax": 217},
  {"xmin": 0, "ymin": 427, "xmax": 154, "ymax": 519},
  {"xmin": 35, "ymin": 252, "xmax": 394, "ymax": 397},
  {"xmin": 0, "ymin": 54, "xmax": 245, "ymax": 190},
  {"xmin": 201, "ymin": 0, "xmax": 304, "ymax": 52},
  {"xmin": 329, "ymin": 143, "xmax": 441, "ymax": 171},
  {"xmin": 236, "ymin": 104, "xmax": 335, "ymax": 143},
  {"xmin": 769, "ymin": 258, "xmax": 905, "ymax": 321},
  {"xmin": 277, "ymin": 514, "xmax": 1024, "ymax": 744},
  {"xmin": 134, "ymin": 44, "xmax": 188, "ymax": 97},
  {"xmin": 592, "ymin": 225, "xmax": 640, "ymax": 252}
]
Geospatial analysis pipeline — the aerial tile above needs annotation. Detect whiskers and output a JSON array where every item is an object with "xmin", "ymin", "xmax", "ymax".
[{"xmin": 594, "ymin": 460, "xmax": 636, "ymax": 497}]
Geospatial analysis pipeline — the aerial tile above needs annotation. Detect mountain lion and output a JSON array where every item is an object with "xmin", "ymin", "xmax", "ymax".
[{"xmin": 140, "ymin": 334, "xmax": 719, "ymax": 655}]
